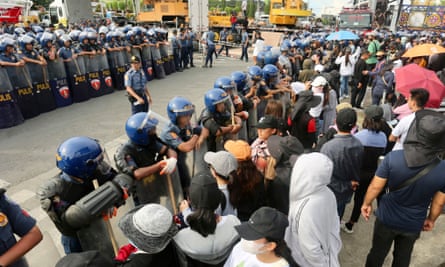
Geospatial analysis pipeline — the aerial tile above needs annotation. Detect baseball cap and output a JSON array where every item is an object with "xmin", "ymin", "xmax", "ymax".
[
  {"xmin": 204, "ymin": 151, "xmax": 238, "ymax": 178},
  {"xmin": 311, "ymin": 76, "xmax": 327, "ymax": 87},
  {"xmin": 257, "ymin": 115, "xmax": 278, "ymax": 129},
  {"xmin": 364, "ymin": 105, "xmax": 384, "ymax": 121},
  {"xmin": 235, "ymin": 207, "xmax": 289, "ymax": 240},
  {"xmin": 189, "ymin": 172, "xmax": 223, "ymax": 210},
  {"xmin": 336, "ymin": 108, "xmax": 357, "ymax": 132},
  {"xmin": 224, "ymin": 140, "xmax": 251, "ymax": 161}
]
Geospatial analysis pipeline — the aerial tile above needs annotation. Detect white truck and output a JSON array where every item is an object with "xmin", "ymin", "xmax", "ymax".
[
  {"xmin": 48, "ymin": 0, "xmax": 93, "ymax": 26},
  {"xmin": 188, "ymin": 0, "xmax": 208, "ymax": 33}
]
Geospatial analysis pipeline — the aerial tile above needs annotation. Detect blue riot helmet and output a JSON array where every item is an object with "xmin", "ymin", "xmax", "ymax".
[
  {"xmin": 167, "ymin": 96, "xmax": 195, "ymax": 124},
  {"xmin": 32, "ymin": 25, "xmax": 44, "ymax": 33},
  {"xmin": 106, "ymin": 31, "xmax": 115, "ymax": 43},
  {"xmin": 79, "ymin": 31, "xmax": 88, "ymax": 43},
  {"xmin": 54, "ymin": 29, "xmax": 65, "ymax": 39},
  {"xmin": 18, "ymin": 35, "xmax": 35, "ymax": 51},
  {"xmin": 126, "ymin": 30, "xmax": 135, "ymax": 41},
  {"xmin": 263, "ymin": 64, "xmax": 279, "ymax": 81},
  {"xmin": 59, "ymin": 34, "xmax": 72, "ymax": 47},
  {"xmin": 204, "ymin": 88, "xmax": 230, "ymax": 113},
  {"xmin": 125, "ymin": 112, "xmax": 159, "ymax": 146},
  {"xmin": 99, "ymin": 26, "xmax": 109, "ymax": 35},
  {"xmin": 132, "ymin": 26, "xmax": 143, "ymax": 36},
  {"xmin": 214, "ymin": 76, "xmax": 236, "ymax": 92},
  {"xmin": 26, "ymin": 32, "xmax": 36, "ymax": 39},
  {"xmin": 14, "ymin": 27, "xmax": 25, "ymax": 36},
  {"xmin": 40, "ymin": 32, "xmax": 54, "ymax": 47},
  {"xmin": 68, "ymin": 30, "xmax": 81, "ymax": 42},
  {"xmin": 264, "ymin": 51, "xmax": 278, "ymax": 65},
  {"xmin": 0, "ymin": 37, "xmax": 15, "ymax": 53},
  {"xmin": 281, "ymin": 39, "xmax": 291, "ymax": 51},
  {"xmin": 231, "ymin": 71, "xmax": 247, "ymax": 92},
  {"xmin": 256, "ymin": 51, "xmax": 266, "ymax": 67},
  {"xmin": 56, "ymin": 136, "xmax": 111, "ymax": 180},
  {"xmin": 248, "ymin": 65, "xmax": 263, "ymax": 81},
  {"xmin": 87, "ymin": 31, "xmax": 97, "ymax": 41}
]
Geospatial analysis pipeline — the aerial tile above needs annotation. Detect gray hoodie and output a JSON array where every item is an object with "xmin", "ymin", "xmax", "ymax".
[{"xmin": 285, "ymin": 153, "xmax": 342, "ymax": 267}]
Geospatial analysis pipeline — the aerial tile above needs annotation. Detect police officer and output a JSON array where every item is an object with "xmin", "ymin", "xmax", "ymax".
[
  {"xmin": 58, "ymin": 34, "xmax": 79, "ymax": 63},
  {"xmin": 160, "ymin": 97, "xmax": 205, "ymax": 197},
  {"xmin": 186, "ymin": 27, "xmax": 195, "ymax": 68},
  {"xmin": 18, "ymin": 35, "xmax": 47, "ymax": 66},
  {"xmin": 125, "ymin": 55, "xmax": 152, "ymax": 114},
  {"xmin": 37, "ymin": 136, "xmax": 130, "ymax": 256},
  {"xmin": 200, "ymin": 88, "xmax": 242, "ymax": 152},
  {"xmin": 114, "ymin": 112, "xmax": 178, "ymax": 206},
  {"xmin": 0, "ymin": 189, "xmax": 42, "ymax": 267},
  {"xmin": 0, "ymin": 38, "xmax": 25, "ymax": 68},
  {"xmin": 170, "ymin": 29, "xmax": 182, "ymax": 72},
  {"xmin": 39, "ymin": 32, "xmax": 58, "ymax": 62},
  {"xmin": 217, "ymin": 28, "xmax": 229, "ymax": 57},
  {"xmin": 179, "ymin": 28, "xmax": 188, "ymax": 69}
]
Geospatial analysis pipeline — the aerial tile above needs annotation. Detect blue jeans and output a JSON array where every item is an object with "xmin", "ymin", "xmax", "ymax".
[
  {"xmin": 240, "ymin": 44, "xmax": 248, "ymax": 62},
  {"xmin": 205, "ymin": 45, "xmax": 215, "ymax": 67},
  {"xmin": 372, "ymin": 92, "xmax": 382, "ymax": 105},
  {"xmin": 188, "ymin": 46, "xmax": 194, "ymax": 66},
  {"xmin": 61, "ymin": 235, "xmax": 82, "ymax": 254},
  {"xmin": 340, "ymin": 75, "xmax": 350, "ymax": 97}
]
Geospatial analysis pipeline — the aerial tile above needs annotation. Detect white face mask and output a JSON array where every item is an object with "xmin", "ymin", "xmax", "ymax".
[{"xmin": 240, "ymin": 238, "xmax": 267, "ymax": 255}]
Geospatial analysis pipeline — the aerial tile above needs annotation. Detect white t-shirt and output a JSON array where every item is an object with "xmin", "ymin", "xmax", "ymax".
[
  {"xmin": 253, "ymin": 39, "xmax": 265, "ymax": 56},
  {"xmin": 391, "ymin": 113, "xmax": 415, "ymax": 151},
  {"xmin": 224, "ymin": 242, "xmax": 290, "ymax": 267}
]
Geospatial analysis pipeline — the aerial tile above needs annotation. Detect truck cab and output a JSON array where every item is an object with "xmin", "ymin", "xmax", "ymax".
[
  {"xmin": 49, "ymin": 0, "xmax": 93, "ymax": 26},
  {"xmin": 268, "ymin": 0, "xmax": 312, "ymax": 27}
]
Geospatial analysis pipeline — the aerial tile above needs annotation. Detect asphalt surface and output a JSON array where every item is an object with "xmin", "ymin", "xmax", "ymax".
[{"xmin": 1, "ymin": 51, "xmax": 445, "ymax": 267}]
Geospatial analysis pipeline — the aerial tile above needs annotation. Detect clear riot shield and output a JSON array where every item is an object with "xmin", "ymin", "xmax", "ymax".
[
  {"xmin": 0, "ymin": 67, "xmax": 24, "ymax": 128},
  {"xmin": 108, "ymin": 50, "xmax": 124, "ymax": 90},
  {"xmin": 65, "ymin": 56, "xmax": 90, "ymax": 102},
  {"xmin": 141, "ymin": 46, "xmax": 154, "ymax": 81},
  {"xmin": 168, "ymin": 54, "xmax": 176, "ymax": 75},
  {"xmin": 47, "ymin": 58, "xmax": 72, "ymax": 107},
  {"xmin": 5, "ymin": 65, "xmax": 40, "ymax": 119},
  {"xmin": 150, "ymin": 46, "xmax": 165, "ymax": 79},
  {"xmin": 27, "ymin": 62, "xmax": 56, "ymax": 113},
  {"xmin": 114, "ymin": 50, "xmax": 128, "ymax": 90},
  {"xmin": 98, "ymin": 53, "xmax": 114, "ymax": 95},
  {"xmin": 159, "ymin": 44, "xmax": 172, "ymax": 75},
  {"xmin": 84, "ymin": 54, "xmax": 105, "ymax": 98},
  {"xmin": 130, "ymin": 47, "xmax": 141, "ymax": 59}
]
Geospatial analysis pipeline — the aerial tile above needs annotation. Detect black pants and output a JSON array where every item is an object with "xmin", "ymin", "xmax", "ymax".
[
  {"xmin": 350, "ymin": 79, "xmax": 367, "ymax": 108},
  {"xmin": 349, "ymin": 173, "xmax": 372, "ymax": 223},
  {"xmin": 218, "ymin": 44, "xmax": 228, "ymax": 56},
  {"xmin": 366, "ymin": 218, "xmax": 420, "ymax": 267}
]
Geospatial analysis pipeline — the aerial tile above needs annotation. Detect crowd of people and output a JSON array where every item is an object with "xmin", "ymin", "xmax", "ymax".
[{"xmin": 2, "ymin": 21, "xmax": 445, "ymax": 267}]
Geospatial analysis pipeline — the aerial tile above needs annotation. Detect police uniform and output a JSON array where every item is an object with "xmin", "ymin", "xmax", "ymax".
[
  {"xmin": 199, "ymin": 108, "xmax": 231, "ymax": 152},
  {"xmin": 179, "ymin": 31, "xmax": 188, "ymax": 69},
  {"xmin": 160, "ymin": 123, "xmax": 193, "ymax": 195},
  {"xmin": 58, "ymin": 46, "xmax": 78, "ymax": 60},
  {"xmin": 37, "ymin": 169, "xmax": 117, "ymax": 254},
  {"xmin": 114, "ymin": 138, "xmax": 167, "ymax": 206},
  {"xmin": 186, "ymin": 30, "xmax": 195, "ymax": 67},
  {"xmin": 124, "ymin": 67, "xmax": 148, "ymax": 114},
  {"xmin": 0, "ymin": 189, "xmax": 36, "ymax": 267},
  {"xmin": 19, "ymin": 49, "xmax": 40, "ymax": 60}
]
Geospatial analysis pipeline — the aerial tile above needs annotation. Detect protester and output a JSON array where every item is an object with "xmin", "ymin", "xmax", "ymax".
[
  {"xmin": 285, "ymin": 153, "xmax": 341, "ymax": 267},
  {"xmin": 225, "ymin": 207, "xmax": 297, "ymax": 267},
  {"xmin": 204, "ymin": 151, "xmax": 238, "ymax": 216},
  {"xmin": 361, "ymin": 109, "xmax": 445, "ymax": 267},
  {"xmin": 250, "ymin": 115, "xmax": 278, "ymax": 174},
  {"xmin": 224, "ymin": 140, "xmax": 266, "ymax": 222},
  {"xmin": 335, "ymin": 47, "xmax": 356, "ymax": 99},
  {"xmin": 351, "ymin": 50, "xmax": 370, "ymax": 109},
  {"xmin": 240, "ymin": 27, "xmax": 249, "ymax": 62},
  {"xmin": 321, "ymin": 108, "xmax": 364, "ymax": 219},
  {"xmin": 174, "ymin": 172, "xmax": 240, "ymax": 266}
]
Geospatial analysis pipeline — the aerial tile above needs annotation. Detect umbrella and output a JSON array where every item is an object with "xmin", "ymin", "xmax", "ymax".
[
  {"xmin": 326, "ymin": 30, "xmax": 359, "ymax": 41},
  {"xmin": 395, "ymin": 63, "xmax": 445, "ymax": 108},
  {"xmin": 402, "ymin": 44, "xmax": 445, "ymax": 58}
]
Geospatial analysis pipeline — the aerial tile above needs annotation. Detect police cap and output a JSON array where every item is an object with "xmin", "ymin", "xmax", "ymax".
[{"xmin": 131, "ymin": 55, "xmax": 141, "ymax": 63}]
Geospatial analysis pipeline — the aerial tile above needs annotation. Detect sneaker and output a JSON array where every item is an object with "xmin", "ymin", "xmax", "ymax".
[
  {"xmin": 340, "ymin": 221, "xmax": 354, "ymax": 234},
  {"xmin": 209, "ymin": 64, "xmax": 213, "ymax": 68}
]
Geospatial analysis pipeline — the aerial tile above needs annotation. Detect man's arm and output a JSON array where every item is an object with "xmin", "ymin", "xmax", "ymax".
[
  {"xmin": 423, "ymin": 191, "xmax": 445, "ymax": 231},
  {"xmin": 361, "ymin": 176, "xmax": 387, "ymax": 221},
  {"xmin": 0, "ymin": 226, "xmax": 42, "ymax": 266}
]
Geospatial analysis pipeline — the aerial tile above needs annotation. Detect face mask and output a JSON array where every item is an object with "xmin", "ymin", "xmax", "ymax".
[{"xmin": 240, "ymin": 238, "xmax": 267, "ymax": 255}]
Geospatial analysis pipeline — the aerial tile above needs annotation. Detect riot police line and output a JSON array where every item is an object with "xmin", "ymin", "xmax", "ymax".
[{"xmin": 0, "ymin": 28, "xmax": 177, "ymax": 130}]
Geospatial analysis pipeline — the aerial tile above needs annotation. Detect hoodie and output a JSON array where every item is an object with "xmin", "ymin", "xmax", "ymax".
[
  {"xmin": 298, "ymin": 59, "xmax": 316, "ymax": 83},
  {"xmin": 284, "ymin": 153, "xmax": 341, "ymax": 267}
]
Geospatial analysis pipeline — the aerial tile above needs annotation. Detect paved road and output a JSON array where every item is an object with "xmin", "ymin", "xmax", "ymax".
[{"xmin": 1, "ymin": 52, "xmax": 445, "ymax": 267}]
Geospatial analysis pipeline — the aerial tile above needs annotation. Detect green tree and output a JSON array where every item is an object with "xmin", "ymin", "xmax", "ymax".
[
  {"xmin": 264, "ymin": 0, "xmax": 270, "ymax": 14},
  {"xmin": 247, "ymin": 0, "xmax": 255, "ymax": 18}
]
